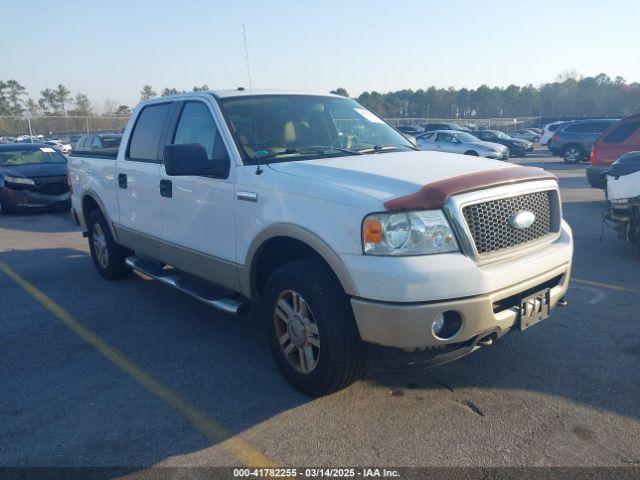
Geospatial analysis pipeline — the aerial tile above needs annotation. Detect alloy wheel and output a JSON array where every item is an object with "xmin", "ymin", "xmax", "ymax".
[
  {"xmin": 92, "ymin": 223, "xmax": 109, "ymax": 269},
  {"xmin": 565, "ymin": 148, "xmax": 580, "ymax": 163},
  {"xmin": 273, "ymin": 289, "xmax": 320, "ymax": 374}
]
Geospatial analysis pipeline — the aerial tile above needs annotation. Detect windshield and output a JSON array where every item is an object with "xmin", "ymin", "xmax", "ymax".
[
  {"xmin": 453, "ymin": 132, "xmax": 481, "ymax": 143},
  {"xmin": 491, "ymin": 130, "xmax": 511, "ymax": 140},
  {"xmin": 219, "ymin": 95, "xmax": 415, "ymax": 164},
  {"xmin": 0, "ymin": 148, "xmax": 67, "ymax": 166}
]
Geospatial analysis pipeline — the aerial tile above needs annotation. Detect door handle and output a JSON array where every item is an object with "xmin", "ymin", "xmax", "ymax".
[
  {"xmin": 118, "ymin": 173, "xmax": 127, "ymax": 189},
  {"xmin": 159, "ymin": 179, "xmax": 172, "ymax": 198}
]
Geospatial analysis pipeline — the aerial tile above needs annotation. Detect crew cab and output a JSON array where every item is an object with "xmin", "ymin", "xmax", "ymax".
[{"xmin": 68, "ymin": 90, "xmax": 573, "ymax": 396}]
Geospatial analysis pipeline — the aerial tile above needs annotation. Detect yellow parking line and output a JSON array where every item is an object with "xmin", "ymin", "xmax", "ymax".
[
  {"xmin": 0, "ymin": 258, "xmax": 275, "ymax": 468},
  {"xmin": 572, "ymin": 278, "xmax": 640, "ymax": 294}
]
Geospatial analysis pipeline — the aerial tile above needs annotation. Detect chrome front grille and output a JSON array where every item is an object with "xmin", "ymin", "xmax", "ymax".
[{"xmin": 462, "ymin": 190, "xmax": 556, "ymax": 256}]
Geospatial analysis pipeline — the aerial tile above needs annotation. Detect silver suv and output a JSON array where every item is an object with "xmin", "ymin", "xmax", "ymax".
[{"xmin": 416, "ymin": 130, "xmax": 509, "ymax": 160}]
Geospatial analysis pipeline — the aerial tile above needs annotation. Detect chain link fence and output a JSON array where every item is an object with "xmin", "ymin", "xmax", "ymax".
[
  {"xmin": 386, "ymin": 117, "xmax": 541, "ymax": 134},
  {"xmin": 0, "ymin": 115, "xmax": 542, "ymax": 139},
  {"xmin": 0, "ymin": 116, "xmax": 129, "ymax": 138}
]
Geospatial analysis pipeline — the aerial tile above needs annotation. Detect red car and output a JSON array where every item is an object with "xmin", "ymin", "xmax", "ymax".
[{"xmin": 587, "ymin": 114, "xmax": 640, "ymax": 188}]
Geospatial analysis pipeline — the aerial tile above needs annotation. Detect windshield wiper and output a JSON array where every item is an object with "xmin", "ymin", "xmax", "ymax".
[
  {"xmin": 253, "ymin": 145, "xmax": 362, "ymax": 161},
  {"xmin": 357, "ymin": 144, "xmax": 400, "ymax": 154}
]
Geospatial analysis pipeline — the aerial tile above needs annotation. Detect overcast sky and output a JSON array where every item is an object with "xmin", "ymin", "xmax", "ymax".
[{"xmin": 2, "ymin": 0, "xmax": 639, "ymax": 108}]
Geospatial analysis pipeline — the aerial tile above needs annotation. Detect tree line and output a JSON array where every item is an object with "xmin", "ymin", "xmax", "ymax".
[
  {"xmin": 2, "ymin": 73, "xmax": 639, "ymax": 120},
  {"xmin": 334, "ymin": 73, "xmax": 640, "ymax": 120},
  {"xmin": 0, "ymin": 81, "xmax": 215, "ymax": 118}
]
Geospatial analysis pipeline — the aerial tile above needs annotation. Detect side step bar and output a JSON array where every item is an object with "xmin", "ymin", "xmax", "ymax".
[{"xmin": 125, "ymin": 256, "xmax": 249, "ymax": 315}]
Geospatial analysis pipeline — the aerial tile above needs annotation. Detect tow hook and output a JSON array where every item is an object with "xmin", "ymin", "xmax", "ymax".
[
  {"xmin": 558, "ymin": 297, "xmax": 568, "ymax": 307},
  {"xmin": 477, "ymin": 335, "xmax": 493, "ymax": 347}
]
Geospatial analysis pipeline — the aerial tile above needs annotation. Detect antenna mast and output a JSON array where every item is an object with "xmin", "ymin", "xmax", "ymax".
[{"xmin": 242, "ymin": 24, "xmax": 262, "ymax": 175}]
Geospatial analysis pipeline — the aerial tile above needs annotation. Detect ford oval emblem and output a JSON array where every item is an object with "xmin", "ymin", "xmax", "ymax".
[{"xmin": 509, "ymin": 211, "xmax": 536, "ymax": 230}]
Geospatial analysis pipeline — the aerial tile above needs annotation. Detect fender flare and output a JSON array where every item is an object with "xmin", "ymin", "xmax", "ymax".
[
  {"xmin": 240, "ymin": 224, "xmax": 358, "ymax": 299},
  {"xmin": 80, "ymin": 188, "xmax": 119, "ymax": 241}
]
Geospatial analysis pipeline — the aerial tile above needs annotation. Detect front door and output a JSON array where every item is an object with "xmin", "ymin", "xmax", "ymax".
[{"xmin": 159, "ymin": 100, "xmax": 238, "ymax": 289}]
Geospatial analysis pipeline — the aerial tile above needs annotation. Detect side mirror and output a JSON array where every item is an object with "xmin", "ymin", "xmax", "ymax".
[{"xmin": 163, "ymin": 144, "xmax": 230, "ymax": 178}]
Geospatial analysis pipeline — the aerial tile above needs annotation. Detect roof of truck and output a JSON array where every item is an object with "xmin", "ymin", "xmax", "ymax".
[{"xmin": 154, "ymin": 89, "xmax": 342, "ymax": 100}]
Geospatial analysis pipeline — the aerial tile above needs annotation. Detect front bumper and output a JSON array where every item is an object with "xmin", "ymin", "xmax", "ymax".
[
  {"xmin": 483, "ymin": 150, "xmax": 510, "ymax": 160},
  {"xmin": 0, "ymin": 187, "xmax": 70, "ymax": 210},
  {"xmin": 352, "ymin": 261, "xmax": 570, "ymax": 349}
]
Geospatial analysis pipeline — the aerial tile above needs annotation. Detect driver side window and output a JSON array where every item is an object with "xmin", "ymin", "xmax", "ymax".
[
  {"xmin": 173, "ymin": 102, "xmax": 228, "ymax": 160},
  {"xmin": 437, "ymin": 132, "xmax": 453, "ymax": 142}
]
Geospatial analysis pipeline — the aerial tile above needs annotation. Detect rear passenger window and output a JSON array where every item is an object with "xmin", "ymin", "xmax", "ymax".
[
  {"xmin": 593, "ymin": 122, "xmax": 614, "ymax": 134},
  {"xmin": 603, "ymin": 122, "xmax": 640, "ymax": 143},
  {"xmin": 172, "ymin": 102, "xmax": 228, "ymax": 160},
  {"xmin": 128, "ymin": 103, "xmax": 172, "ymax": 162},
  {"xmin": 564, "ymin": 123, "xmax": 592, "ymax": 134}
]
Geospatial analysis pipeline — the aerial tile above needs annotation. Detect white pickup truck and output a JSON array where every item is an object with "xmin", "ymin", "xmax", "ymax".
[{"xmin": 69, "ymin": 90, "xmax": 573, "ymax": 396}]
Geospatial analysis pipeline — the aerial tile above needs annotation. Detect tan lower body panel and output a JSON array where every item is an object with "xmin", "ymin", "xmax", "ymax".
[{"xmin": 114, "ymin": 225, "xmax": 241, "ymax": 293}]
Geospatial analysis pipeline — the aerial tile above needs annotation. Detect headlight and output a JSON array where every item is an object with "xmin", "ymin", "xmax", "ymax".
[
  {"xmin": 4, "ymin": 175, "xmax": 35, "ymax": 185},
  {"xmin": 363, "ymin": 210, "xmax": 459, "ymax": 256}
]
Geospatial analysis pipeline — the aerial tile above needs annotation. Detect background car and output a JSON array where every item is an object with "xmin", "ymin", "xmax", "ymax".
[
  {"xmin": 421, "ymin": 122, "xmax": 472, "ymax": 133},
  {"xmin": 43, "ymin": 140, "xmax": 72, "ymax": 154},
  {"xmin": 527, "ymin": 127, "xmax": 544, "ymax": 136},
  {"xmin": 416, "ymin": 130, "xmax": 509, "ymax": 159},
  {"xmin": 0, "ymin": 144, "xmax": 70, "ymax": 214},
  {"xmin": 473, "ymin": 130, "xmax": 533, "ymax": 157},
  {"xmin": 512, "ymin": 129, "xmax": 541, "ymax": 142},
  {"xmin": 540, "ymin": 121, "xmax": 567, "ymax": 145},
  {"xmin": 587, "ymin": 115, "xmax": 640, "ymax": 188},
  {"xmin": 58, "ymin": 134, "xmax": 83, "ymax": 148},
  {"xmin": 396, "ymin": 125, "xmax": 422, "ymax": 136},
  {"xmin": 75, "ymin": 133, "xmax": 123, "ymax": 154},
  {"xmin": 549, "ymin": 119, "xmax": 620, "ymax": 163}
]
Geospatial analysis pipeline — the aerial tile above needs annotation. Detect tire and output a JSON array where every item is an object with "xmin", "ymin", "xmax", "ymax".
[
  {"xmin": 563, "ymin": 145, "xmax": 583, "ymax": 163},
  {"xmin": 263, "ymin": 258, "xmax": 364, "ymax": 397},
  {"xmin": 464, "ymin": 150, "xmax": 479, "ymax": 156},
  {"xmin": 86, "ymin": 209, "xmax": 130, "ymax": 280},
  {"xmin": 0, "ymin": 197, "xmax": 14, "ymax": 215}
]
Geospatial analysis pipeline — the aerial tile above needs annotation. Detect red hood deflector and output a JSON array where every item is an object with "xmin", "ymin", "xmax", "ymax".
[{"xmin": 384, "ymin": 167, "xmax": 556, "ymax": 211}]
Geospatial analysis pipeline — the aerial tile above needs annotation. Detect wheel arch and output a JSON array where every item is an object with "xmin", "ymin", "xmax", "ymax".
[
  {"xmin": 81, "ymin": 189, "xmax": 119, "ymax": 241},
  {"xmin": 241, "ymin": 224, "xmax": 358, "ymax": 300}
]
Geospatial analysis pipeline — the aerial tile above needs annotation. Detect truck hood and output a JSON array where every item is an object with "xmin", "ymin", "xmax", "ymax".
[{"xmin": 267, "ymin": 150, "xmax": 518, "ymax": 203}]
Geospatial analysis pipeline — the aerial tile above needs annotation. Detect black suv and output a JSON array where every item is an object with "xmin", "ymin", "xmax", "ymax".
[{"xmin": 549, "ymin": 119, "xmax": 619, "ymax": 163}]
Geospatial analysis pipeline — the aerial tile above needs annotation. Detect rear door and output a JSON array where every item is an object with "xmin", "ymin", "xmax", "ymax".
[
  {"xmin": 158, "ymin": 99, "xmax": 237, "ymax": 287},
  {"xmin": 116, "ymin": 102, "xmax": 172, "ymax": 238}
]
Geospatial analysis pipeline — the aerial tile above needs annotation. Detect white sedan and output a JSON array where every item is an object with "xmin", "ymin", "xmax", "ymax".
[{"xmin": 44, "ymin": 140, "xmax": 72, "ymax": 154}]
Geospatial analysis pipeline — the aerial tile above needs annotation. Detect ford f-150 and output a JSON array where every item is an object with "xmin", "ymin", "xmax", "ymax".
[{"xmin": 69, "ymin": 90, "xmax": 573, "ymax": 396}]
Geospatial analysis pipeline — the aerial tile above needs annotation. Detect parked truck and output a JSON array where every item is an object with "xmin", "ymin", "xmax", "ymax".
[{"xmin": 68, "ymin": 90, "xmax": 573, "ymax": 396}]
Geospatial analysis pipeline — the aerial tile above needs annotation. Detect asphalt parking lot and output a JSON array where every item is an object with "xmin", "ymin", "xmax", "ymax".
[{"xmin": 1, "ymin": 148, "xmax": 639, "ymax": 470}]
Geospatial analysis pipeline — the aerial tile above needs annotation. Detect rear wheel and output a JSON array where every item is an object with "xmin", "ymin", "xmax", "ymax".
[
  {"xmin": 263, "ymin": 258, "xmax": 364, "ymax": 397},
  {"xmin": 87, "ymin": 209, "xmax": 130, "ymax": 280},
  {"xmin": 563, "ymin": 145, "xmax": 583, "ymax": 163}
]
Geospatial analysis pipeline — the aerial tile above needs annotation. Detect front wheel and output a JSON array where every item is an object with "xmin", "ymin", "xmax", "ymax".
[
  {"xmin": 464, "ymin": 150, "xmax": 479, "ymax": 156},
  {"xmin": 87, "ymin": 209, "xmax": 131, "ymax": 280},
  {"xmin": 263, "ymin": 258, "xmax": 364, "ymax": 397}
]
